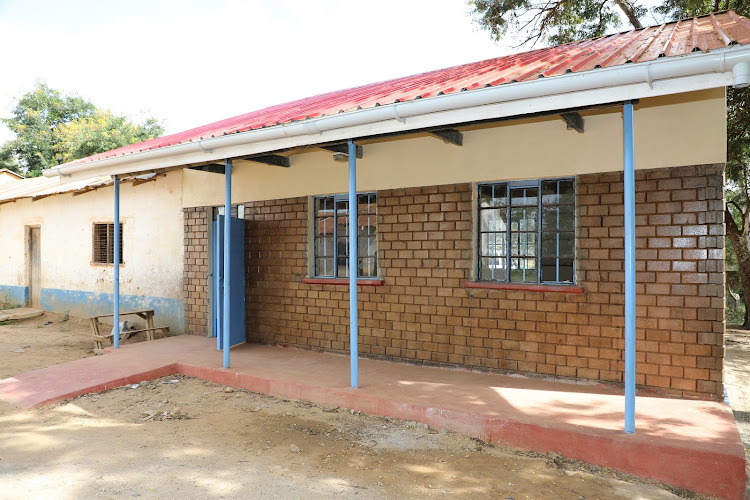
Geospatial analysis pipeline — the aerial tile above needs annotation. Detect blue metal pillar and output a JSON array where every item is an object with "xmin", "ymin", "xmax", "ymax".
[
  {"xmin": 113, "ymin": 176, "xmax": 120, "ymax": 349},
  {"xmin": 623, "ymin": 101, "xmax": 636, "ymax": 434},
  {"xmin": 223, "ymin": 159, "xmax": 232, "ymax": 368},
  {"xmin": 348, "ymin": 139, "xmax": 359, "ymax": 388}
]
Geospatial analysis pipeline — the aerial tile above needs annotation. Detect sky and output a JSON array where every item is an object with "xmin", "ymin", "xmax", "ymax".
[{"xmin": 0, "ymin": 0, "xmax": 521, "ymax": 144}]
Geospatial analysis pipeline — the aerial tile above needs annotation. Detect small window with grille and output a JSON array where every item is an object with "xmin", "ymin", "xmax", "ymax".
[{"xmin": 92, "ymin": 223, "xmax": 123, "ymax": 264}]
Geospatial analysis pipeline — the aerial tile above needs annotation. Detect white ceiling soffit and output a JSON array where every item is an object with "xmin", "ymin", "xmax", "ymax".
[{"xmin": 43, "ymin": 45, "xmax": 750, "ymax": 183}]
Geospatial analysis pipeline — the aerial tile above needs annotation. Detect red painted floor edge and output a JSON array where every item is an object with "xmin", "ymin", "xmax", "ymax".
[
  {"xmin": 1, "ymin": 337, "xmax": 742, "ymax": 500},
  {"xmin": 489, "ymin": 417, "xmax": 745, "ymax": 500},
  {"xmin": 174, "ymin": 361, "xmax": 744, "ymax": 500},
  {"xmin": 13, "ymin": 364, "xmax": 181, "ymax": 408}
]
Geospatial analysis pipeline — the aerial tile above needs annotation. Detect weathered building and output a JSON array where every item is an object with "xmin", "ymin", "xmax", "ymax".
[
  {"xmin": 0, "ymin": 173, "xmax": 185, "ymax": 332},
  {"xmin": 39, "ymin": 12, "xmax": 750, "ymax": 402}
]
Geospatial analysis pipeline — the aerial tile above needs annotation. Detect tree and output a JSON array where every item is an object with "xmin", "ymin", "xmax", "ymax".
[
  {"xmin": 54, "ymin": 110, "xmax": 163, "ymax": 165},
  {"xmin": 470, "ymin": 0, "xmax": 750, "ymax": 324},
  {"xmin": 470, "ymin": 0, "xmax": 643, "ymax": 46},
  {"xmin": 469, "ymin": 0, "xmax": 746, "ymax": 46},
  {"xmin": 1, "ymin": 83, "xmax": 163, "ymax": 177},
  {"xmin": 725, "ymin": 84, "xmax": 750, "ymax": 325},
  {"xmin": 0, "ymin": 148, "xmax": 16, "ymax": 171},
  {"xmin": 1, "ymin": 83, "xmax": 94, "ymax": 177}
]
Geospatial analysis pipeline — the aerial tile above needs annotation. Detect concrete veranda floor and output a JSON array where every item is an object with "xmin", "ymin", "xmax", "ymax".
[{"xmin": 0, "ymin": 335, "xmax": 744, "ymax": 499}]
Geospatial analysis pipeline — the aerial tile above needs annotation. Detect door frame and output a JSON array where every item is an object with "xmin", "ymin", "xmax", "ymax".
[{"xmin": 25, "ymin": 225, "xmax": 41, "ymax": 308}]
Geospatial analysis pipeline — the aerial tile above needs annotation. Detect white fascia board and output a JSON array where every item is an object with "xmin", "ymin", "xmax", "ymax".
[{"xmin": 46, "ymin": 45, "xmax": 748, "ymax": 183}]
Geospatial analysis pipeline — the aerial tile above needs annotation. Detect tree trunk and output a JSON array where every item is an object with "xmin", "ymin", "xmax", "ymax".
[
  {"xmin": 614, "ymin": 0, "xmax": 644, "ymax": 29},
  {"xmin": 726, "ymin": 207, "xmax": 750, "ymax": 328}
]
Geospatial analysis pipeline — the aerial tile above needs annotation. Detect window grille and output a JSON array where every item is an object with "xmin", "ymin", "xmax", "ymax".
[
  {"xmin": 313, "ymin": 193, "xmax": 377, "ymax": 278},
  {"xmin": 478, "ymin": 178, "xmax": 574, "ymax": 284},
  {"xmin": 92, "ymin": 223, "xmax": 123, "ymax": 264}
]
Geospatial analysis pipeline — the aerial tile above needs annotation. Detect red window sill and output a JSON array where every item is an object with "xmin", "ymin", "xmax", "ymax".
[
  {"xmin": 463, "ymin": 281, "xmax": 585, "ymax": 294},
  {"xmin": 302, "ymin": 277, "xmax": 385, "ymax": 286}
]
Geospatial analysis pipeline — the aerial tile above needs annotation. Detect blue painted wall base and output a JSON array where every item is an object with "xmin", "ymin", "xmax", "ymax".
[
  {"xmin": 39, "ymin": 288, "xmax": 184, "ymax": 332},
  {"xmin": 0, "ymin": 285, "xmax": 29, "ymax": 306}
]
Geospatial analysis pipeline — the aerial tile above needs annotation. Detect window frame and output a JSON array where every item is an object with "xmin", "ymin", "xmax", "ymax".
[
  {"xmin": 92, "ymin": 222, "xmax": 124, "ymax": 265},
  {"xmin": 312, "ymin": 192, "xmax": 378, "ymax": 280},
  {"xmin": 476, "ymin": 177, "xmax": 575, "ymax": 285}
]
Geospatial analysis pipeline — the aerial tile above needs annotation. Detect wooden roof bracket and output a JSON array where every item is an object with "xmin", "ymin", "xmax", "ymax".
[
  {"xmin": 243, "ymin": 154, "xmax": 291, "ymax": 168},
  {"xmin": 428, "ymin": 128, "xmax": 463, "ymax": 146},
  {"xmin": 320, "ymin": 143, "xmax": 363, "ymax": 159},
  {"xmin": 560, "ymin": 112, "xmax": 584, "ymax": 133}
]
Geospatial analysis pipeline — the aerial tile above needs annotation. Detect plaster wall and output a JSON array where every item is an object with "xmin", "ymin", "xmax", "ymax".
[
  {"xmin": 0, "ymin": 171, "xmax": 23, "ymax": 185},
  {"xmin": 182, "ymin": 89, "xmax": 726, "ymax": 207},
  {"xmin": 0, "ymin": 171, "xmax": 185, "ymax": 331}
]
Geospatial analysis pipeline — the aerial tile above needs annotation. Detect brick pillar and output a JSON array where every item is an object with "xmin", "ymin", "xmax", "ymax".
[{"xmin": 184, "ymin": 207, "xmax": 210, "ymax": 335}]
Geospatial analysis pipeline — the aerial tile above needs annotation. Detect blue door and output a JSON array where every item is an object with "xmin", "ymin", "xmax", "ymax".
[{"xmin": 213, "ymin": 215, "xmax": 246, "ymax": 349}]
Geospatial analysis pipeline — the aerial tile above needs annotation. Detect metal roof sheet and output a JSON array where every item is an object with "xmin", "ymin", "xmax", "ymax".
[
  {"xmin": 0, "ymin": 174, "xmax": 113, "ymax": 204},
  {"xmin": 62, "ymin": 10, "xmax": 750, "ymax": 168}
]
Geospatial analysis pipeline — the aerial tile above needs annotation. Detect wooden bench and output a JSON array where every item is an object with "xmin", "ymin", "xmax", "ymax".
[{"xmin": 90, "ymin": 309, "xmax": 170, "ymax": 350}]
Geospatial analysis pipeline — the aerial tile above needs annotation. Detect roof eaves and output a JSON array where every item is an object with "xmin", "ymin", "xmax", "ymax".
[{"xmin": 41, "ymin": 42, "xmax": 750, "ymax": 183}]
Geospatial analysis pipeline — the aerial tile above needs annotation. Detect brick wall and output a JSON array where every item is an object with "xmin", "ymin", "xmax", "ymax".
[
  {"xmin": 186, "ymin": 164, "xmax": 725, "ymax": 399},
  {"xmin": 183, "ymin": 207, "xmax": 209, "ymax": 336},
  {"xmin": 577, "ymin": 164, "xmax": 725, "ymax": 397}
]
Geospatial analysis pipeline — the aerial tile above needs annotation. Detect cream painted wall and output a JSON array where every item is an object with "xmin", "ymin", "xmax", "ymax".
[
  {"xmin": 0, "ymin": 171, "xmax": 23, "ymax": 185},
  {"xmin": 183, "ymin": 88, "xmax": 726, "ymax": 207},
  {"xmin": 0, "ymin": 171, "xmax": 184, "ymax": 299}
]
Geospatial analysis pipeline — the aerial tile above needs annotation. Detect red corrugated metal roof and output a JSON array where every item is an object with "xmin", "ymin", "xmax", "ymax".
[{"xmin": 64, "ymin": 10, "xmax": 750, "ymax": 167}]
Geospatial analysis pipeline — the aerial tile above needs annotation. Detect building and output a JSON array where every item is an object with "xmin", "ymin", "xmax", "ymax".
[
  {"xmin": 41, "ymin": 12, "xmax": 750, "ymax": 403},
  {"xmin": 0, "ymin": 172, "xmax": 185, "ymax": 332},
  {"xmin": 0, "ymin": 168, "xmax": 24, "ymax": 185}
]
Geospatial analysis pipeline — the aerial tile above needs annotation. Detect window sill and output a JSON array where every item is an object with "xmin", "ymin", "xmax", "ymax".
[
  {"xmin": 301, "ymin": 277, "xmax": 385, "ymax": 286},
  {"xmin": 463, "ymin": 281, "xmax": 585, "ymax": 294}
]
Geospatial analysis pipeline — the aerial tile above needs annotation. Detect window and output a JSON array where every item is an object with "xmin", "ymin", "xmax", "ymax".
[
  {"xmin": 93, "ymin": 223, "xmax": 123, "ymax": 264},
  {"xmin": 478, "ymin": 178, "xmax": 574, "ymax": 284},
  {"xmin": 313, "ymin": 193, "xmax": 377, "ymax": 278}
]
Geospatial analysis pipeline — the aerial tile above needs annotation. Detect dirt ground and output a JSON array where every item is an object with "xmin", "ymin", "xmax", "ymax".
[
  {"xmin": 724, "ymin": 328, "xmax": 750, "ymax": 498},
  {"xmin": 0, "ymin": 313, "xmax": 712, "ymax": 499},
  {"xmin": 0, "ymin": 312, "xmax": 95, "ymax": 379}
]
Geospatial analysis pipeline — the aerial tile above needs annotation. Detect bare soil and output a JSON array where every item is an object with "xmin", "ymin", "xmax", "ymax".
[
  {"xmin": 0, "ymin": 312, "xmax": 95, "ymax": 379},
  {"xmin": 724, "ymin": 328, "xmax": 750, "ymax": 498},
  {"xmin": 0, "ymin": 314, "xmax": 705, "ymax": 499}
]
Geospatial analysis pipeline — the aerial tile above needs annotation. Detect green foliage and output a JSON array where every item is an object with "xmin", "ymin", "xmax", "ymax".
[
  {"xmin": 469, "ymin": 0, "xmax": 747, "ymax": 46},
  {"xmin": 726, "ymin": 86, "xmax": 750, "ymax": 195},
  {"xmin": 469, "ymin": 0, "xmax": 644, "ymax": 45},
  {"xmin": 54, "ymin": 110, "xmax": 163, "ymax": 165},
  {"xmin": 0, "ymin": 82, "xmax": 163, "ymax": 177},
  {"xmin": 1, "ymin": 83, "xmax": 95, "ymax": 177},
  {"xmin": 0, "ymin": 148, "xmax": 18, "ymax": 172},
  {"xmin": 655, "ymin": 0, "xmax": 748, "ymax": 20}
]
